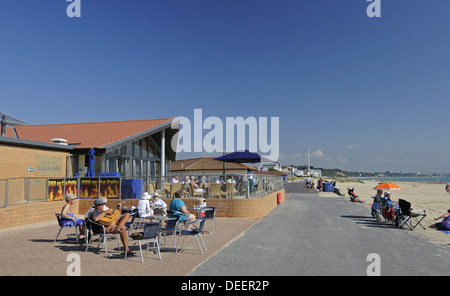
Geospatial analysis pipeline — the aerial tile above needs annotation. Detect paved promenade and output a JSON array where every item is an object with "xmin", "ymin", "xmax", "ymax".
[
  {"xmin": 190, "ymin": 182, "xmax": 450, "ymax": 276},
  {"xmin": 0, "ymin": 215, "xmax": 259, "ymax": 276},
  {"xmin": 2, "ymin": 182, "xmax": 449, "ymax": 276}
]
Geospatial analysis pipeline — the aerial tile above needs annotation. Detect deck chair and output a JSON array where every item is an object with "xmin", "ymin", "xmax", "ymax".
[
  {"xmin": 54, "ymin": 213, "xmax": 79, "ymax": 243},
  {"xmin": 130, "ymin": 222, "xmax": 161, "ymax": 262},
  {"xmin": 397, "ymin": 199, "xmax": 427, "ymax": 231},
  {"xmin": 177, "ymin": 219, "xmax": 207, "ymax": 255}
]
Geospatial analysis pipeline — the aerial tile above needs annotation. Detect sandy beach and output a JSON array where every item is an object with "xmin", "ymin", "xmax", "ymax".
[{"xmin": 315, "ymin": 179, "xmax": 450, "ymax": 245}]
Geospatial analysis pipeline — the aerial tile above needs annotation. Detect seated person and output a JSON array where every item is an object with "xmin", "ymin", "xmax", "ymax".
[
  {"xmin": 429, "ymin": 209, "xmax": 450, "ymax": 231},
  {"xmin": 190, "ymin": 176, "xmax": 204, "ymax": 193},
  {"xmin": 169, "ymin": 191, "xmax": 195, "ymax": 222},
  {"xmin": 150, "ymin": 193, "xmax": 167, "ymax": 216},
  {"xmin": 85, "ymin": 196, "xmax": 108, "ymax": 218},
  {"xmin": 60, "ymin": 193, "xmax": 85, "ymax": 239},
  {"xmin": 138, "ymin": 192, "xmax": 153, "ymax": 218},
  {"xmin": 89, "ymin": 198, "xmax": 134, "ymax": 256}
]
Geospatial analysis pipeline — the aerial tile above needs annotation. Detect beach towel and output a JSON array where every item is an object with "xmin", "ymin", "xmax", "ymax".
[{"xmin": 438, "ymin": 230, "xmax": 450, "ymax": 234}]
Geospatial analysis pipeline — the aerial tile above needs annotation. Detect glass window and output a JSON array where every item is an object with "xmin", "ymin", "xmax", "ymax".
[
  {"xmin": 125, "ymin": 143, "xmax": 133, "ymax": 156},
  {"xmin": 148, "ymin": 141, "xmax": 155, "ymax": 158},
  {"xmin": 134, "ymin": 140, "xmax": 141, "ymax": 157},
  {"xmin": 134, "ymin": 159, "xmax": 142, "ymax": 177},
  {"xmin": 142, "ymin": 138, "xmax": 149, "ymax": 158}
]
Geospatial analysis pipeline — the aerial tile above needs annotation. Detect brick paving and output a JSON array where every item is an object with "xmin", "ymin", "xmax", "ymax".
[{"xmin": 0, "ymin": 217, "xmax": 259, "ymax": 276}]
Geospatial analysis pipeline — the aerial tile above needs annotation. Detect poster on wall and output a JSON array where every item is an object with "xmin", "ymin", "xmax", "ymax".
[
  {"xmin": 48, "ymin": 179, "xmax": 77, "ymax": 201},
  {"xmin": 79, "ymin": 178, "xmax": 120, "ymax": 199}
]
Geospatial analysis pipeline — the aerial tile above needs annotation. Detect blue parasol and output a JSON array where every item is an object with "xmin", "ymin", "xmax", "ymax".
[
  {"xmin": 87, "ymin": 148, "xmax": 95, "ymax": 177},
  {"xmin": 213, "ymin": 150, "xmax": 270, "ymax": 164}
]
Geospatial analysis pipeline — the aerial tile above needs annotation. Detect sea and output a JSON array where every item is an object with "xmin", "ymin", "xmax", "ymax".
[{"xmin": 353, "ymin": 177, "xmax": 450, "ymax": 184}]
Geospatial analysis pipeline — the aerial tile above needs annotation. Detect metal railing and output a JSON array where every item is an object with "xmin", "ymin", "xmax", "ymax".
[{"xmin": 0, "ymin": 173, "xmax": 284, "ymax": 208}]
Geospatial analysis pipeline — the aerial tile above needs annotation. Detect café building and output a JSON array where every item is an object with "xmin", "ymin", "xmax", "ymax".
[{"xmin": 0, "ymin": 114, "xmax": 178, "ymax": 180}]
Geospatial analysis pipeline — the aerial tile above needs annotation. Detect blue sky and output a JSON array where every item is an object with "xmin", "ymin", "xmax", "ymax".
[{"xmin": 1, "ymin": 0, "xmax": 450, "ymax": 173}]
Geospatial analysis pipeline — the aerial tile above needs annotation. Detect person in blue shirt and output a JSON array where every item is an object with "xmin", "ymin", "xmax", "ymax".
[{"xmin": 169, "ymin": 191, "xmax": 195, "ymax": 222}]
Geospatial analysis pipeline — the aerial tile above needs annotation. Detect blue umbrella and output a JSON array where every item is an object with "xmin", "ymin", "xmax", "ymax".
[
  {"xmin": 87, "ymin": 148, "xmax": 95, "ymax": 177},
  {"xmin": 213, "ymin": 150, "xmax": 271, "ymax": 164}
]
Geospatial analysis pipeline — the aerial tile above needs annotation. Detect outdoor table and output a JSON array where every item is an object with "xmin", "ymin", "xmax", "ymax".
[{"xmin": 189, "ymin": 207, "xmax": 207, "ymax": 219}]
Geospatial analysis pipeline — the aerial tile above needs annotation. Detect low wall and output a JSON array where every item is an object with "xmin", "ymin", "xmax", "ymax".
[{"xmin": 0, "ymin": 189, "xmax": 285, "ymax": 229}]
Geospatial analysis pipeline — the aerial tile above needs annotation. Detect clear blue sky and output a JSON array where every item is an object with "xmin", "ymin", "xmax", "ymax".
[{"xmin": 1, "ymin": 0, "xmax": 450, "ymax": 173}]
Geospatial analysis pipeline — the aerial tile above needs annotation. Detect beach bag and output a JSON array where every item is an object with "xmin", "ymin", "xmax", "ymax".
[{"xmin": 382, "ymin": 207, "xmax": 395, "ymax": 220}]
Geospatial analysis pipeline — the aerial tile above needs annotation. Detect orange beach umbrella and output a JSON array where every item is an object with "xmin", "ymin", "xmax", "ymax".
[{"xmin": 373, "ymin": 182, "xmax": 402, "ymax": 190}]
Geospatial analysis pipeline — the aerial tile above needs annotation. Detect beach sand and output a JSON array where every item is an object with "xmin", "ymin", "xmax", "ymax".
[{"xmin": 316, "ymin": 180, "xmax": 450, "ymax": 245}]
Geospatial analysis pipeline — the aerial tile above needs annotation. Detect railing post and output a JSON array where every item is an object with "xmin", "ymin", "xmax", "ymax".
[{"xmin": 5, "ymin": 180, "xmax": 8, "ymax": 208}]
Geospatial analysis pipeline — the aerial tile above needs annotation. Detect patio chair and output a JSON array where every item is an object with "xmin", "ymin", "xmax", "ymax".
[
  {"xmin": 210, "ymin": 183, "xmax": 225, "ymax": 198},
  {"xmin": 160, "ymin": 214, "xmax": 182, "ymax": 247},
  {"xmin": 170, "ymin": 182, "xmax": 181, "ymax": 198},
  {"xmin": 225, "ymin": 183, "xmax": 236, "ymax": 198},
  {"xmin": 397, "ymin": 199, "xmax": 427, "ymax": 231},
  {"xmin": 125, "ymin": 208, "xmax": 139, "ymax": 232},
  {"xmin": 189, "ymin": 182, "xmax": 204, "ymax": 198},
  {"xmin": 84, "ymin": 218, "xmax": 120, "ymax": 255},
  {"xmin": 54, "ymin": 213, "xmax": 79, "ymax": 243},
  {"xmin": 203, "ymin": 207, "xmax": 216, "ymax": 232},
  {"xmin": 177, "ymin": 219, "xmax": 207, "ymax": 255},
  {"xmin": 130, "ymin": 222, "xmax": 161, "ymax": 262}
]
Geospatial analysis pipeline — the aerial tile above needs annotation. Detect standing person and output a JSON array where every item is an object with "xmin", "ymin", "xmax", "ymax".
[
  {"xmin": 429, "ymin": 209, "xmax": 450, "ymax": 231},
  {"xmin": 60, "ymin": 193, "xmax": 85, "ymax": 240},
  {"xmin": 89, "ymin": 198, "xmax": 134, "ymax": 256},
  {"xmin": 317, "ymin": 178, "xmax": 324, "ymax": 191},
  {"xmin": 445, "ymin": 184, "xmax": 450, "ymax": 194}
]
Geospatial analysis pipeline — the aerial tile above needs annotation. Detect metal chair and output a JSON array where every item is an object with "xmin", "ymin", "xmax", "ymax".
[
  {"xmin": 203, "ymin": 207, "xmax": 216, "ymax": 232},
  {"xmin": 160, "ymin": 214, "xmax": 182, "ymax": 247},
  {"xmin": 131, "ymin": 222, "xmax": 161, "ymax": 262},
  {"xmin": 54, "ymin": 213, "xmax": 79, "ymax": 243},
  {"xmin": 177, "ymin": 219, "xmax": 207, "ymax": 255},
  {"xmin": 84, "ymin": 218, "xmax": 120, "ymax": 255}
]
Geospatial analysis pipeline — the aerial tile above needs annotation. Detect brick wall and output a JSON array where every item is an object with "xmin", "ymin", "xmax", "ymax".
[
  {"xmin": 0, "ymin": 200, "xmax": 79, "ymax": 229},
  {"xmin": 0, "ymin": 189, "xmax": 285, "ymax": 229},
  {"xmin": 0, "ymin": 144, "xmax": 69, "ymax": 180}
]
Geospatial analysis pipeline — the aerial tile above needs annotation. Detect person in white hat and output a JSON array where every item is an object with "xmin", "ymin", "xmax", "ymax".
[
  {"xmin": 150, "ymin": 192, "xmax": 168, "ymax": 216},
  {"xmin": 137, "ymin": 192, "xmax": 153, "ymax": 218}
]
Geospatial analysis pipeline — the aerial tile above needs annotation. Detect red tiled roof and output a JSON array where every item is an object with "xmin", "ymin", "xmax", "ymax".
[{"xmin": 12, "ymin": 118, "xmax": 173, "ymax": 149}]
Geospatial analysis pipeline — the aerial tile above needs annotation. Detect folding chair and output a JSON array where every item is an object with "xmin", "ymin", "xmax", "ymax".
[
  {"xmin": 397, "ymin": 199, "xmax": 427, "ymax": 231},
  {"xmin": 54, "ymin": 213, "xmax": 79, "ymax": 243},
  {"xmin": 130, "ymin": 222, "xmax": 161, "ymax": 262}
]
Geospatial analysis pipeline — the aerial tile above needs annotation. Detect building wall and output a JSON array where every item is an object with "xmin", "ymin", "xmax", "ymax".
[{"xmin": 0, "ymin": 144, "xmax": 69, "ymax": 180}]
